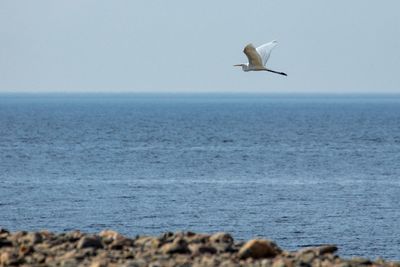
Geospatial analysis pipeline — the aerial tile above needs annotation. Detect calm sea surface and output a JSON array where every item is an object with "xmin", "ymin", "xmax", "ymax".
[{"xmin": 1, "ymin": 94, "xmax": 400, "ymax": 259}]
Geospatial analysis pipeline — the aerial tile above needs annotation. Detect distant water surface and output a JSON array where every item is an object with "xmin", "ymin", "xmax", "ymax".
[{"xmin": 1, "ymin": 94, "xmax": 399, "ymax": 260}]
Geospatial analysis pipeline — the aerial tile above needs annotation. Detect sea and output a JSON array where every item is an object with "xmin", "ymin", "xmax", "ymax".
[{"xmin": 0, "ymin": 93, "xmax": 399, "ymax": 260}]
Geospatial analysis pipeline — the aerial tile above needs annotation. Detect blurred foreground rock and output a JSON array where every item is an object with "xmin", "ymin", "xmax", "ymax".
[{"xmin": 0, "ymin": 229, "xmax": 398, "ymax": 267}]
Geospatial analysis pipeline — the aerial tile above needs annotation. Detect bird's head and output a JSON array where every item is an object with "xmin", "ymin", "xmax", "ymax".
[{"xmin": 233, "ymin": 63, "xmax": 248, "ymax": 71}]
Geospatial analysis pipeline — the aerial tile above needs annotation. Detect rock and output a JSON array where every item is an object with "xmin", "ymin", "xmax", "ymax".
[
  {"xmin": 19, "ymin": 244, "xmax": 33, "ymax": 255},
  {"xmin": 187, "ymin": 233, "xmax": 210, "ymax": 244},
  {"xmin": 334, "ymin": 261, "xmax": 351, "ymax": 267},
  {"xmin": 209, "ymin": 232, "xmax": 234, "ymax": 245},
  {"xmin": 220, "ymin": 259, "xmax": 239, "ymax": 267},
  {"xmin": 122, "ymin": 259, "xmax": 147, "ymax": 267},
  {"xmin": 317, "ymin": 245, "xmax": 338, "ymax": 255},
  {"xmin": 38, "ymin": 230, "xmax": 54, "ymax": 240},
  {"xmin": 195, "ymin": 256, "xmax": 219, "ymax": 267},
  {"xmin": 26, "ymin": 232, "xmax": 43, "ymax": 245},
  {"xmin": 209, "ymin": 232, "xmax": 235, "ymax": 252},
  {"xmin": 9, "ymin": 231, "xmax": 27, "ymax": 243},
  {"xmin": 135, "ymin": 236, "xmax": 154, "ymax": 247},
  {"xmin": 99, "ymin": 230, "xmax": 125, "ymax": 241},
  {"xmin": 158, "ymin": 232, "xmax": 175, "ymax": 244},
  {"xmin": 272, "ymin": 258, "xmax": 287, "ymax": 267},
  {"xmin": 261, "ymin": 259, "xmax": 273, "ymax": 267},
  {"xmin": 0, "ymin": 251, "xmax": 19, "ymax": 266},
  {"xmin": 297, "ymin": 250, "xmax": 316, "ymax": 264},
  {"xmin": 238, "ymin": 239, "xmax": 282, "ymax": 259},
  {"xmin": 90, "ymin": 259, "xmax": 109, "ymax": 267},
  {"xmin": 0, "ymin": 238, "xmax": 13, "ymax": 248},
  {"xmin": 189, "ymin": 243, "xmax": 217, "ymax": 255},
  {"xmin": 64, "ymin": 231, "xmax": 84, "ymax": 242},
  {"xmin": 0, "ymin": 229, "xmax": 9, "ymax": 239},
  {"xmin": 60, "ymin": 258, "xmax": 79, "ymax": 267},
  {"xmin": 77, "ymin": 236, "xmax": 103, "ymax": 249},
  {"xmin": 148, "ymin": 261, "xmax": 162, "ymax": 267},
  {"xmin": 349, "ymin": 257, "xmax": 372, "ymax": 265},
  {"xmin": 109, "ymin": 238, "xmax": 134, "ymax": 250},
  {"xmin": 0, "ymin": 228, "xmax": 9, "ymax": 234},
  {"xmin": 32, "ymin": 252, "xmax": 46, "ymax": 263},
  {"xmin": 161, "ymin": 238, "xmax": 190, "ymax": 254}
]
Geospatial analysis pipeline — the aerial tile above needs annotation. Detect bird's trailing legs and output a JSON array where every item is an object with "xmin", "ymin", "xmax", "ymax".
[{"xmin": 264, "ymin": 68, "xmax": 287, "ymax": 76}]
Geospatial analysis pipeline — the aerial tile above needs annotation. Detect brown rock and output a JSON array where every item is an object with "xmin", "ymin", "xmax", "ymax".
[
  {"xmin": 261, "ymin": 259, "xmax": 273, "ymax": 267},
  {"xmin": 187, "ymin": 233, "xmax": 210, "ymax": 244},
  {"xmin": 26, "ymin": 232, "xmax": 43, "ymax": 245},
  {"xmin": 0, "ymin": 228, "xmax": 9, "ymax": 234},
  {"xmin": 19, "ymin": 244, "xmax": 33, "ymax": 256},
  {"xmin": 99, "ymin": 230, "xmax": 125, "ymax": 241},
  {"xmin": 317, "ymin": 245, "xmax": 338, "ymax": 255},
  {"xmin": 9, "ymin": 231, "xmax": 27, "ymax": 243},
  {"xmin": 122, "ymin": 259, "xmax": 147, "ymax": 267},
  {"xmin": 109, "ymin": 238, "xmax": 134, "ymax": 250},
  {"xmin": 77, "ymin": 236, "xmax": 103, "ymax": 249},
  {"xmin": 90, "ymin": 259, "xmax": 109, "ymax": 267},
  {"xmin": 272, "ymin": 258, "xmax": 287, "ymax": 267},
  {"xmin": 195, "ymin": 256, "xmax": 219, "ymax": 267},
  {"xmin": 209, "ymin": 232, "xmax": 235, "ymax": 253},
  {"xmin": 135, "ymin": 236, "xmax": 154, "ymax": 246},
  {"xmin": 157, "ymin": 232, "xmax": 175, "ymax": 244},
  {"xmin": 64, "ymin": 230, "xmax": 84, "ymax": 242},
  {"xmin": 0, "ymin": 238, "xmax": 13, "ymax": 248},
  {"xmin": 0, "ymin": 229, "xmax": 9, "ymax": 239},
  {"xmin": 238, "ymin": 239, "xmax": 282, "ymax": 259},
  {"xmin": 209, "ymin": 232, "xmax": 234, "ymax": 245},
  {"xmin": 0, "ymin": 251, "xmax": 19, "ymax": 266},
  {"xmin": 32, "ymin": 252, "xmax": 46, "ymax": 263},
  {"xmin": 296, "ymin": 249, "xmax": 317, "ymax": 263},
  {"xmin": 135, "ymin": 236, "xmax": 160, "ymax": 250},
  {"xmin": 189, "ymin": 243, "xmax": 217, "ymax": 255},
  {"xmin": 219, "ymin": 259, "xmax": 239, "ymax": 267},
  {"xmin": 161, "ymin": 238, "xmax": 190, "ymax": 254},
  {"xmin": 60, "ymin": 258, "xmax": 79, "ymax": 267},
  {"xmin": 349, "ymin": 257, "xmax": 372, "ymax": 265},
  {"xmin": 38, "ymin": 230, "xmax": 54, "ymax": 240}
]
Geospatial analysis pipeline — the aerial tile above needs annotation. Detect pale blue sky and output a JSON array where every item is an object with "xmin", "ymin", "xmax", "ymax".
[{"xmin": 1, "ymin": 1, "xmax": 399, "ymax": 93}]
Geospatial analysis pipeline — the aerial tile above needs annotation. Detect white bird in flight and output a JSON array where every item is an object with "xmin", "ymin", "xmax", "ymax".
[{"xmin": 234, "ymin": 40, "xmax": 287, "ymax": 76}]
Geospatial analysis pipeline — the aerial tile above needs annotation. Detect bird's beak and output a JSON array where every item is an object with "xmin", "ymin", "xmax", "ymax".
[{"xmin": 233, "ymin": 64, "xmax": 241, "ymax": 67}]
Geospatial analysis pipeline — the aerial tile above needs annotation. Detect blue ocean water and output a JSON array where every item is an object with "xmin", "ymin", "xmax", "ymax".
[{"xmin": 1, "ymin": 93, "xmax": 400, "ymax": 259}]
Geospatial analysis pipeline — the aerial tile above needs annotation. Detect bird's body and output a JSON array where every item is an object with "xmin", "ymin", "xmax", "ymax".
[{"xmin": 234, "ymin": 40, "xmax": 287, "ymax": 76}]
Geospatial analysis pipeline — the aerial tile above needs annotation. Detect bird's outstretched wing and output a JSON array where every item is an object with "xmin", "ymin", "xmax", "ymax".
[
  {"xmin": 256, "ymin": 40, "xmax": 278, "ymax": 66},
  {"xmin": 243, "ymin": 44, "xmax": 263, "ymax": 68}
]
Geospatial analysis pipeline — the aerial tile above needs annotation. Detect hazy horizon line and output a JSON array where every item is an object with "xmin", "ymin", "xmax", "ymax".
[{"xmin": 1, "ymin": 90, "xmax": 400, "ymax": 95}]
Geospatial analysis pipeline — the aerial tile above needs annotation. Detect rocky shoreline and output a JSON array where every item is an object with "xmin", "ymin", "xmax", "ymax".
[{"xmin": 0, "ymin": 228, "xmax": 398, "ymax": 267}]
